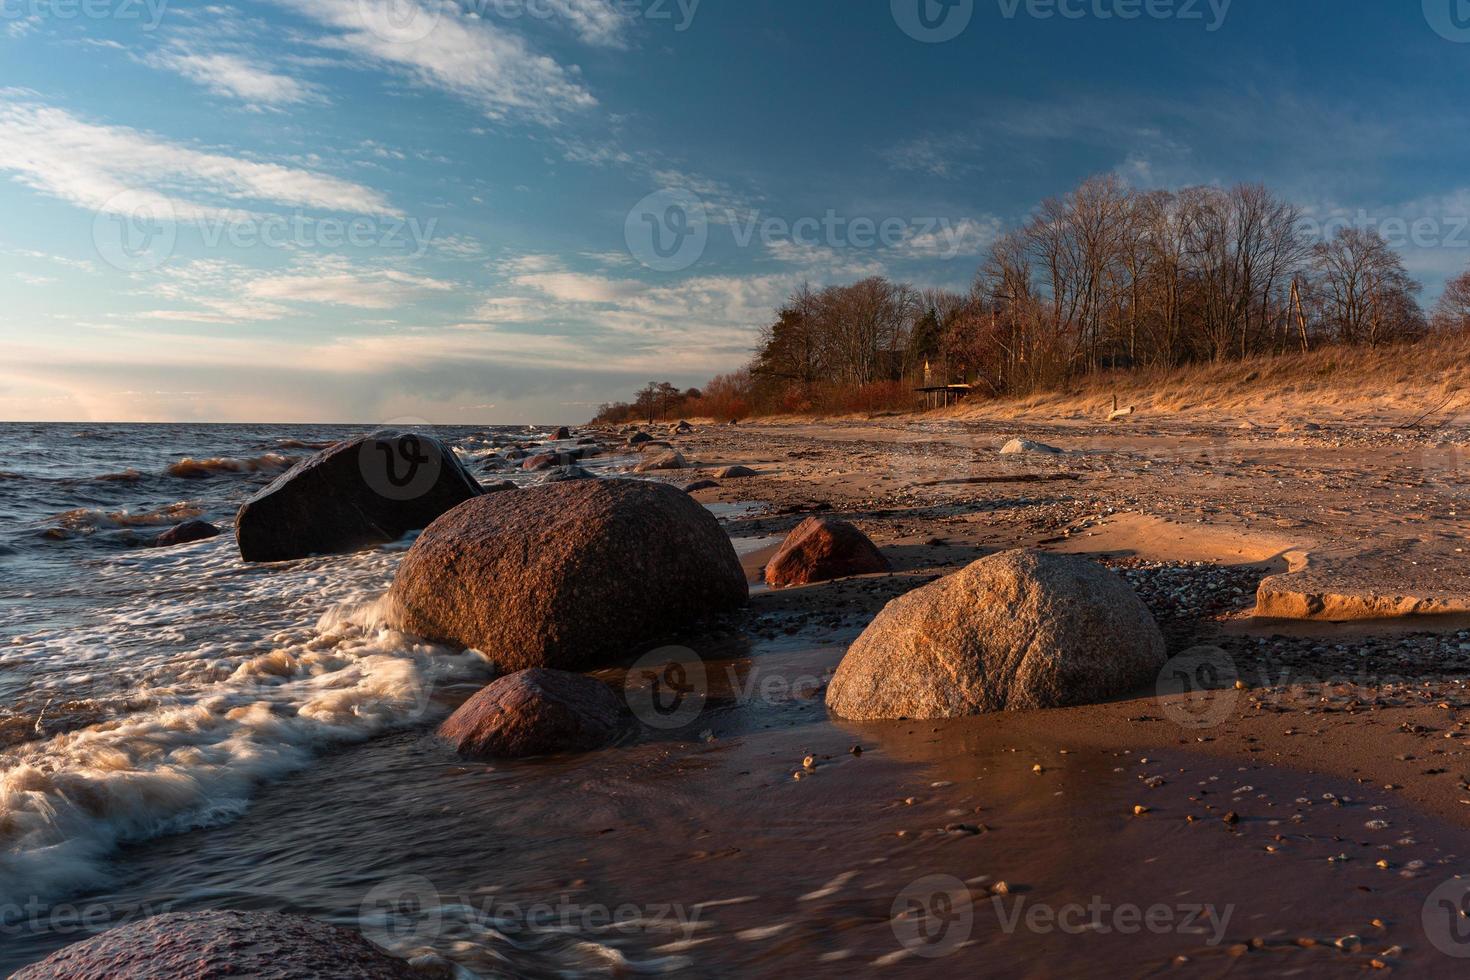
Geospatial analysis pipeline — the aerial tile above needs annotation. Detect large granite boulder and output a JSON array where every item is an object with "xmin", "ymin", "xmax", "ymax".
[
  {"xmin": 764, "ymin": 517, "xmax": 890, "ymax": 588},
  {"xmin": 389, "ymin": 479, "xmax": 747, "ymax": 670},
  {"xmin": 439, "ymin": 668, "xmax": 625, "ymax": 758},
  {"xmin": 826, "ymin": 550, "xmax": 1166, "ymax": 720},
  {"xmin": 235, "ymin": 432, "xmax": 481, "ymax": 563},
  {"xmin": 12, "ymin": 910, "xmax": 418, "ymax": 980}
]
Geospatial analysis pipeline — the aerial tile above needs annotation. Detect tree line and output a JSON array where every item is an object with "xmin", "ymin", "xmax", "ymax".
[{"xmin": 594, "ymin": 174, "xmax": 1470, "ymax": 423}]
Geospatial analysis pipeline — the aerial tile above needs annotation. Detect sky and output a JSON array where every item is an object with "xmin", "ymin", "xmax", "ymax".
[{"xmin": 1, "ymin": 0, "xmax": 1469, "ymax": 423}]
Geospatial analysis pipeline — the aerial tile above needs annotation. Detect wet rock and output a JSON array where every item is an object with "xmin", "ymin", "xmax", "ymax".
[
  {"xmin": 438, "ymin": 668, "xmax": 626, "ymax": 758},
  {"xmin": 764, "ymin": 517, "xmax": 890, "ymax": 588},
  {"xmin": 683, "ymin": 479, "xmax": 720, "ymax": 493},
  {"xmin": 552, "ymin": 425, "xmax": 571, "ymax": 440},
  {"xmin": 153, "ymin": 520, "xmax": 221, "ymax": 548},
  {"xmin": 635, "ymin": 449, "xmax": 687, "ymax": 473},
  {"xmin": 715, "ymin": 465, "xmax": 758, "ymax": 479},
  {"xmin": 826, "ymin": 550, "xmax": 1166, "ymax": 720},
  {"xmin": 236, "ymin": 431, "xmax": 481, "ymax": 563},
  {"xmin": 542, "ymin": 464, "xmax": 593, "ymax": 483},
  {"xmin": 627, "ymin": 432, "xmax": 653, "ymax": 446},
  {"xmin": 11, "ymin": 910, "xmax": 418, "ymax": 980},
  {"xmin": 389, "ymin": 479, "xmax": 747, "ymax": 670},
  {"xmin": 523, "ymin": 453, "xmax": 559, "ymax": 471},
  {"xmin": 671, "ymin": 420, "xmax": 694, "ymax": 434}
]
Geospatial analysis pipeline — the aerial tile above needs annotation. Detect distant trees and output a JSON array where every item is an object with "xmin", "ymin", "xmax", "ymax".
[
  {"xmin": 594, "ymin": 174, "xmax": 1458, "ymax": 423},
  {"xmin": 1433, "ymin": 268, "xmax": 1470, "ymax": 332},
  {"xmin": 1312, "ymin": 227, "xmax": 1424, "ymax": 347}
]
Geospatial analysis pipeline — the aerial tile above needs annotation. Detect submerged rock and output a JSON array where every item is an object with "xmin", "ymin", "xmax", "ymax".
[
  {"xmin": 11, "ymin": 910, "xmax": 418, "ymax": 980},
  {"xmin": 153, "ymin": 520, "xmax": 221, "ymax": 548},
  {"xmin": 235, "ymin": 432, "xmax": 481, "ymax": 563},
  {"xmin": 765, "ymin": 517, "xmax": 890, "ymax": 588},
  {"xmin": 826, "ymin": 550, "xmax": 1165, "ymax": 720},
  {"xmin": 439, "ymin": 668, "xmax": 626, "ymax": 758},
  {"xmin": 389, "ymin": 479, "xmax": 747, "ymax": 670}
]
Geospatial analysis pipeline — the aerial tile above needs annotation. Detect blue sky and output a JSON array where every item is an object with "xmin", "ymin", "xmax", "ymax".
[{"xmin": 2, "ymin": 0, "xmax": 1469, "ymax": 423}]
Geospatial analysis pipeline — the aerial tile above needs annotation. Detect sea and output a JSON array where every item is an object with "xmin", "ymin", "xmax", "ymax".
[{"xmin": 0, "ymin": 422, "xmax": 714, "ymax": 976}]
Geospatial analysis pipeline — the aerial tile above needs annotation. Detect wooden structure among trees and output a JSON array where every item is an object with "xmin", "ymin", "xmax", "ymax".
[{"xmin": 915, "ymin": 383, "xmax": 973, "ymax": 409}]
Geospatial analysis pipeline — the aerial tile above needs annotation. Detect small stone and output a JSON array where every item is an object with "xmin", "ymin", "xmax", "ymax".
[
  {"xmin": 1133, "ymin": 805, "xmax": 1150, "ymax": 816},
  {"xmin": 1223, "ymin": 811, "xmax": 1240, "ymax": 825}
]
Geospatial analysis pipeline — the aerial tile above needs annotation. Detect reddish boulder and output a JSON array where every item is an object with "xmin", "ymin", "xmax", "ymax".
[
  {"xmin": 439, "ymin": 668, "xmax": 625, "ymax": 758},
  {"xmin": 11, "ymin": 910, "xmax": 418, "ymax": 980},
  {"xmin": 765, "ymin": 517, "xmax": 890, "ymax": 588},
  {"xmin": 389, "ymin": 479, "xmax": 747, "ymax": 670}
]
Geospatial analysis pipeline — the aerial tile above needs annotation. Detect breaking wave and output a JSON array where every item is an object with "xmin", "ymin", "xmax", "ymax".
[
  {"xmin": 0, "ymin": 598, "xmax": 492, "ymax": 909},
  {"xmin": 166, "ymin": 454, "xmax": 295, "ymax": 479}
]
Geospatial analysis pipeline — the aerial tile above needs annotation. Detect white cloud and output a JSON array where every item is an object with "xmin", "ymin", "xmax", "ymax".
[
  {"xmin": 274, "ymin": 0, "xmax": 597, "ymax": 124},
  {"xmin": 247, "ymin": 268, "xmax": 455, "ymax": 309},
  {"xmin": 0, "ymin": 99, "xmax": 396, "ymax": 220},
  {"xmin": 144, "ymin": 46, "xmax": 321, "ymax": 108}
]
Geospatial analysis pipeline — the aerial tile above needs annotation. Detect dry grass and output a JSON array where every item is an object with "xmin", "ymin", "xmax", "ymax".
[{"xmin": 944, "ymin": 334, "xmax": 1470, "ymax": 425}]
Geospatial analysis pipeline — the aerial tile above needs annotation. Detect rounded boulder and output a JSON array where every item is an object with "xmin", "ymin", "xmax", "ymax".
[
  {"xmin": 11, "ymin": 910, "xmax": 418, "ymax": 980},
  {"xmin": 826, "ymin": 550, "xmax": 1166, "ymax": 720},
  {"xmin": 389, "ymin": 479, "xmax": 747, "ymax": 670},
  {"xmin": 439, "ymin": 668, "xmax": 626, "ymax": 758},
  {"xmin": 765, "ymin": 517, "xmax": 890, "ymax": 588}
]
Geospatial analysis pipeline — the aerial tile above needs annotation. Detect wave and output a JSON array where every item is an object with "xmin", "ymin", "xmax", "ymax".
[
  {"xmin": 0, "ymin": 597, "xmax": 493, "ymax": 910},
  {"xmin": 166, "ymin": 453, "xmax": 295, "ymax": 479},
  {"xmin": 47, "ymin": 502, "xmax": 204, "ymax": 536},
  {"xmin": 93, "ymin": 468, "xmax": 144, "ymax": 483}
]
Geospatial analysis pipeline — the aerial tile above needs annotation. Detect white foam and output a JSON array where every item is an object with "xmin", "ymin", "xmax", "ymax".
[{"xmin": 0, "ymin": 592, "xmax": 492, "ymax": 908}]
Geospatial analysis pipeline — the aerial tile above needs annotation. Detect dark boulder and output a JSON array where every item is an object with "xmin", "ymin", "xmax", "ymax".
[
  {"xmin": 389, "ymin": 479, "xmax": 747, "ymax": 670},
  {"xmin": 552, "ymin": 426, "xmax": 572, "ymax": 440},
  {"xmin": 683, "ymin": 480, "xmax": 719, "ymax": 493},
  {"xmin": 153, "ymin": 520, "xmax": 221, "ymax": 548},
  {"xmin": 439, "ymin": 668, "xmax": 626, "ymax": 758},
  {"xmin": 11, "ymin": 910, "xmax": 418, "ymax": 980},
  {"xmin": 235, "ymin": 431, "xmax": 481, "ymax": 563},
  {"xmin": 765, "ymin": 517, "xmax": 890, "ymax": 588}
]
